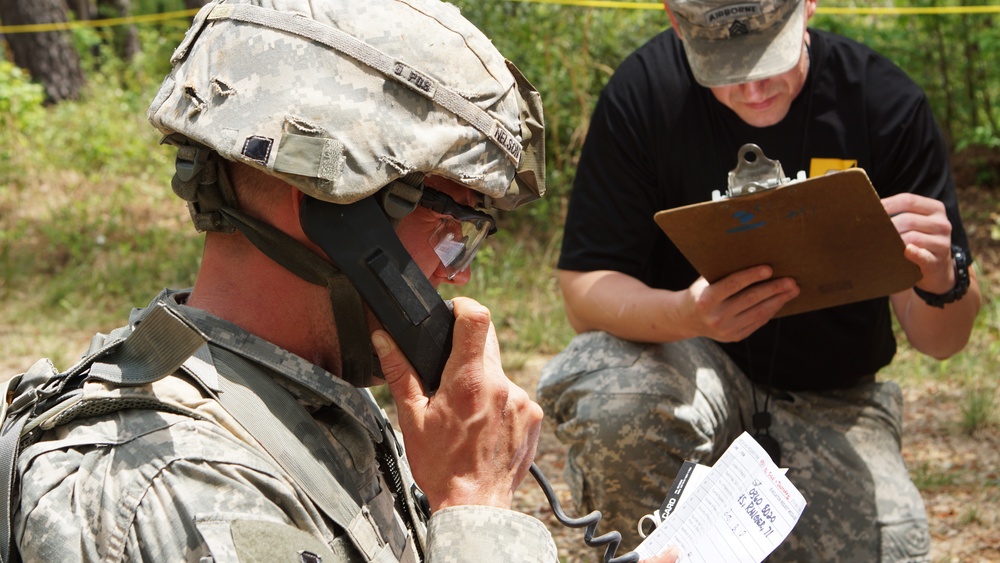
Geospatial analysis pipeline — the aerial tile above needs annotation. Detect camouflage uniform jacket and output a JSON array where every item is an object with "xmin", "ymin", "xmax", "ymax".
[{"xmin": 8, "ymin": 290, "xmax": 557, "ymax": 563}]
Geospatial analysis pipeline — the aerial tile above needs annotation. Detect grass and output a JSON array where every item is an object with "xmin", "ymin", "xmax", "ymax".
[
  {"xmin": 0, "ymin": 48, "xmax": 201, "ymax": 372},
  {"xmin": 959, "ymin": 505, "xmax": 983, "ymax": 527},
  {"xmin": 960, "ymin": 387, "xmax": 996, "ymax": 435},
  {"xmin": 440, "ymin": 226, "xmax": 576, "ymax": 359},
  {"xmin": 910, "ymin": 461, "xmax": 959, "ymax": 491}
]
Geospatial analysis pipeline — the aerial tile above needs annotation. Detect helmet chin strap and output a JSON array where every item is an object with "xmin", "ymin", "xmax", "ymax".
[
  {"xmin": 217, "ymin": 205, "xmax": 377, "ymax": 387},
  {"xmin": 169, "ymin": 136, "xmax": 451, "ymax": 388},
  {"xmin": 168, "ymin": 139, "xmax": 419, "ymax": 387}
]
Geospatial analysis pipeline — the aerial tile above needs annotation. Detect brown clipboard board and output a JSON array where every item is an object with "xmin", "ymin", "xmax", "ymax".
[{"xmin": 654, "ymin": 168, "xmax": 921, "ymax": 317}]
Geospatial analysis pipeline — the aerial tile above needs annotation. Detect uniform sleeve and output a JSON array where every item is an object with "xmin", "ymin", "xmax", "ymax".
[
  {"xmin": 14, "ymin": 411, "xmax": 333, "ymax": 562},
  {"xmin": 425, "ymin": 506, "xmax": 558, "ymax": 563}
]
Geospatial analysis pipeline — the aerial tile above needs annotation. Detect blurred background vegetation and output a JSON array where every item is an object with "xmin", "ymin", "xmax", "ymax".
[
  {"xmin": 1, "ymin": 0, "xmax": 997, "ymax": 417},
  {"xmin": 1, "ymin": 1, "xmax": 998, "ymax": 558}
]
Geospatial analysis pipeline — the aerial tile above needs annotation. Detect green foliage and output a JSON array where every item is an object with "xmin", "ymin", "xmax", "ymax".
[
  {"xmin": 2, "ymin": 0, "xmax": 998, "ymax": 417},
  {"xmin": 0, "ymin": 15, "xmax": 200, "ymax": 367},
  {"xmin": 0, "ymin": 19, "xmax": 186, "ymax": 188},
  {"xmin": 1, "ymin": 173, "xmax": 201, "ymax": 321},
  {"xmin": 0, "ymin": 61, "xmax": 46, "ymax": 125},
  {"xmin": 812, "ymin": 2, "xmax": 1000, "ymax": 152},
  {"xmin": 960, "ymin": 386, "xmax": 995, "ymax": 434},
  {"xmin": 439, "ymin": 226, "xmax": 576, "ymax": 362},
  {"xmin": 959, "ymin": 505, "xmax": 983, "ymax": 526},
  {"xmin": 956, "ymin": 127, "xmax": 1000, "ymax": 153},
  {"xmin": 0, "ymin": 62, "xmax": 47, "ymax": 183},
  {"xmin": 452, "ymin": 0, "xmax": 1000, "ymax": 218},
  {"xmin": 2, "ymin": 6, "xmax": 997, "ymax": 554},
  {"xmin": 449, "ymin": 2, "xmax": 667, "ymax": 228}
]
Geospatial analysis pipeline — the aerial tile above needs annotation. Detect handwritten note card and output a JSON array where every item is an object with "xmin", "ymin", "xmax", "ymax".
[{"xmin": 634, "ymin": 432, "xmax": 806, "ymax": 562}]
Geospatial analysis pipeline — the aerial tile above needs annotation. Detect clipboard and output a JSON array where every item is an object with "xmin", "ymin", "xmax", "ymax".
[{"xmin": 654, "ymin": 153, "xmax": 921, "ymax": 317}]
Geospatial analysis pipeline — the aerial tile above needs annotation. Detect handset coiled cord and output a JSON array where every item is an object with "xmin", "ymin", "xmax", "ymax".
[{"xmin": 529, "ymin": 463, "xmax": 640, "ymax": 563}]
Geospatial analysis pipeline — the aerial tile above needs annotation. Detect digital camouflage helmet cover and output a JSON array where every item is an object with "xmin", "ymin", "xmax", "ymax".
[{"xmin": 148, "ymin": 0, "xmax": 544, "ymax": 211}]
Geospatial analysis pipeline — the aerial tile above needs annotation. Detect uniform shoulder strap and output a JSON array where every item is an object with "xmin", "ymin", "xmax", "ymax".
[
  {"xmin": 2, "ymin": 303, "xmax": 403, "ymax": 563},
  {"xmin": 183, "ymin": 346, "xmax": 399, "ymax": 562},
  {"xmin": 0, "ymin": 303, "xmax": 207, "ymax": 563}
]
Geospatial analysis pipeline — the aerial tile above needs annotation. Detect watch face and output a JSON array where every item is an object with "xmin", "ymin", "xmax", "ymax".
[
  {"xmin": 952, "ymin": 245, "xmax": 971, "ymax": 295},
  {"xmin": 914, "ymin": 244, "xmax": 970, "ymax": 308}
]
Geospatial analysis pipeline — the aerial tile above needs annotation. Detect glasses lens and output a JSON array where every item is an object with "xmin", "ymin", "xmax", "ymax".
[{"xmin": 428, "ymin": 215, "xmax": 492, "ymax": 279}]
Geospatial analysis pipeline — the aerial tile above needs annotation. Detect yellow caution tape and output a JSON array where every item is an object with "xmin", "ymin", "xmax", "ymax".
[
  {"xmin": 0, "ymin": 2, "xmax": 997, "ymax": 34},
  {"xmin": 507, "ymin": 0, "xmax": 1000, "ymax": 13},
  {"xmin": 510, "ymin": 0, "xmax": 661, "ymax": 7},
  {"xmin": 820, "ymin": 5, "xmax": 1000, "ymax": 14},
  {"xmin": 0, "ymin": 8, "xmax": 199, "ymax": 34}
]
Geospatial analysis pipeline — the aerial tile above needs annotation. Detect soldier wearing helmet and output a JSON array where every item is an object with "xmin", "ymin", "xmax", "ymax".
[{"xmin": 4, "ymin": 1, "xmax": 565, "ymax": 561}]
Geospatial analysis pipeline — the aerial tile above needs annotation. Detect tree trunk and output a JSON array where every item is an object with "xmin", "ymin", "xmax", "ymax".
[
  {"xmin": 96, "ymin": 0, "xmax": 139, "ymax": 61},
  {"xmin": 960, "ymin": 15, "xmax": 978, "ymax": 131},
  {"xmin": 0, "ymin": 0, "xmax": 84, "ymax": 103},
  {"xmin": 69, "ymin": 0, "xmax": 92, "ymax": 20},
  {"xmin": 963, "ymin": 6, "xmax": 998, "ymax": 140},
  {"xmin": 929, "ymin": 16, "xmax": 955, "ymax": 146}
]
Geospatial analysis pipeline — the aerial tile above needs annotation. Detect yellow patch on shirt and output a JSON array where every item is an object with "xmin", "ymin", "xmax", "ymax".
[{"xmin": 810, "ymin": 158, "xmax": 858, "ymax": 178}]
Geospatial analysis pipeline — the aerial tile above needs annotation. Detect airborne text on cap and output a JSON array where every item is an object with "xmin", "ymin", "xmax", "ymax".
[{"xmin": 706, "ymin": 3, "xmax": 761, "ymax": 24}]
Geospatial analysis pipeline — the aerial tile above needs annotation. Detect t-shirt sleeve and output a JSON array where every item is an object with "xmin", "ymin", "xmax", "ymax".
[
  {"xmin": 866, "ymin": 67, "xmax": 971, "ymax": 254},
  {"xmin": 558, "ymin": 53, "xmax": 666, "ymax": 279}
]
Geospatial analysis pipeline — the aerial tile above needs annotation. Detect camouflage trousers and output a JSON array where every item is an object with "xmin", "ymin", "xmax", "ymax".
[{"xmin": 537, "ymin": 331, "xmax": 930, "ymax": 562}]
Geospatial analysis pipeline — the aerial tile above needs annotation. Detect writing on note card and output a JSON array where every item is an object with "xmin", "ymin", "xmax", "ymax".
[{"xmin": 633, "ymin": 432, "xmax": 806, "ymax": 563}]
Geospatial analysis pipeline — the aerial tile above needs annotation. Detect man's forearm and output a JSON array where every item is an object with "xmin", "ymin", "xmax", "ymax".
[
  {"xmin": 559, "ymin": 269, "xmax": 698, "ymax": 343},
  {"xmin": 891, "ymin": 268, "xmax": 982, "ymax": 359}
]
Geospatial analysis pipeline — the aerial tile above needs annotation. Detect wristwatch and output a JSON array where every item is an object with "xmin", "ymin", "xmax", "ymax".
[{"xmin": 913, "ymin": 244, "xmax": 970, "ymax": 308}]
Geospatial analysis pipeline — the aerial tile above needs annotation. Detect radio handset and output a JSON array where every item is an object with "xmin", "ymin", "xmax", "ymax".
[
  {"xmin": 299, "ymin": 195, "xmax": 452, "ymax": 393},
  {"xmin": 300, "ymin": 194, "xmax": 640, "ymax": 562}
]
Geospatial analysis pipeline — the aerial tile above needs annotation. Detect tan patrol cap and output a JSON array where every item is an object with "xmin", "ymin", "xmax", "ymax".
[{"xmin": 668, "ymin": 0, "xmax": 806, "ymax": 87}]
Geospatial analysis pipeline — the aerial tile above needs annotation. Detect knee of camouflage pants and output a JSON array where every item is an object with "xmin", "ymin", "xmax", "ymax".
[
  {"xmin": 765, "ymin": 380, "xmax": 930, "ymax": 563},
  {"xmin": 537, "ymin": 332, "xmax": 747, "ymax": 550}
]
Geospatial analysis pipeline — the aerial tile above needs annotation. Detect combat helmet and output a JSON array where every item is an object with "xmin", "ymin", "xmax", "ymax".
[{"xmin": 147, "ymin": 0, "xmax": 545, "ymax": 389}]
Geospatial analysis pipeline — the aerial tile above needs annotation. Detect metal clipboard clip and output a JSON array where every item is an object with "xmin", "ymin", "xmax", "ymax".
[{"xmin": 711, "ymin": 143, "xmax": 806, "ymax": 201}]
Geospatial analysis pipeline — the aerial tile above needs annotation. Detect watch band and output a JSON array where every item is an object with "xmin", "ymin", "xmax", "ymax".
[{"xmin": 913, "ymin": 244, "xmax": 970, "ymax": 308}]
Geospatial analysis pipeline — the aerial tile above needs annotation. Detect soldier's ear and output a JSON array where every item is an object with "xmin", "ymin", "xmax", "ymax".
[
  {"xmin": 663, "ymin": 2, "xmax": 683, "ymax": 39},
  {"xmin": 805, "ymin": 0, "xmax": 818, "ymax": 21}
]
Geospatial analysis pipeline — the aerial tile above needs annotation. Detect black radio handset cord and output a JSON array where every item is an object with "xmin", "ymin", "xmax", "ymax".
[
  {"xmin": 530, "ymin": 464, "xmax": 640, "ymax": 563},
  {"xmin": 300, "ymin": 195, "xmax": 639, "ymax": 563}
]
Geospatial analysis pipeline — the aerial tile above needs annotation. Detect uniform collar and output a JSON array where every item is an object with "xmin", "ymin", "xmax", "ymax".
[{"xmin": 145, "ymin": 288, "xmax": 383, "ymax": 442}]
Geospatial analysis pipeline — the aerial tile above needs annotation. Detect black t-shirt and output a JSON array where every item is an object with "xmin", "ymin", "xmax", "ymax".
[{"xmin": 559, "ymin": 28, "xmax": 970, "ymax": 391}]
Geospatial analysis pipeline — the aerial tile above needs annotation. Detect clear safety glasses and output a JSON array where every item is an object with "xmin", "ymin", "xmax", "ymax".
[{"xmin": 418, "ymin": 187, "xmax": 498, "ymax": 279}]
